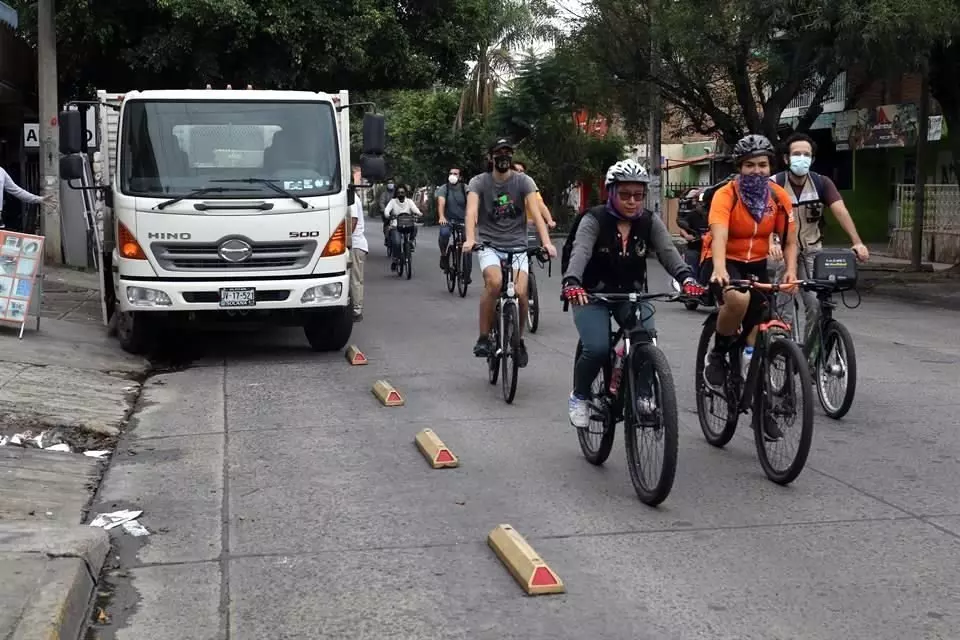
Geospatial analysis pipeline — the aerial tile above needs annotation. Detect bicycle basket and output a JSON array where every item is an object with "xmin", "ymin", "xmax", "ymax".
[
  {"xmin": 812, "ymin": 248, "xmax": 858, "ymax": 291},
  {"xmin": 396, "ymin": 214, "xmax": 416, "ymax": 229}
]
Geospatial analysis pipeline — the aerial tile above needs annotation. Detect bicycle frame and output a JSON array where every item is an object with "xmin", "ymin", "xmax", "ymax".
[
  {"xmin": 472, "ymin": 242, "xmax": 527, "ymax": 354},
  {"xmin": 789, "ymin": 282, "xmax": 838, "ymax": 362}
]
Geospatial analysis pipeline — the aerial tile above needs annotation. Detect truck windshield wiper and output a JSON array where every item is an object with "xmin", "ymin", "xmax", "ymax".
[
  {"xmin": 212, "ymin": 178, "xmax": 310, "ymax": 209},
  {"xmin": 154, "ymin": 186, "xmax": 258, "ymax": 210}
]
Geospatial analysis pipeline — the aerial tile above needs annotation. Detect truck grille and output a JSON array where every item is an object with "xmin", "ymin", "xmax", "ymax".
[{"xmin": 152, "ymin": 240, "xmax": 316, "ymax": 271}]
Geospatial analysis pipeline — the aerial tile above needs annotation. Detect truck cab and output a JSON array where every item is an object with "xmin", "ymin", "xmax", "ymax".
[{"xmin": 59, "ymin": 88, "xmax": 385, "ymax": 354}]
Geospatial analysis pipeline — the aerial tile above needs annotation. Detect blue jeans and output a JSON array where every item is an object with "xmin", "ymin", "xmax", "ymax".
[
  {"xmin": 684, "ymin": 247, "xmax": 702, "ymax": 282},
  {"xmin": 572, "ymin": 300, "xmax": 655, "ymax": 399}
]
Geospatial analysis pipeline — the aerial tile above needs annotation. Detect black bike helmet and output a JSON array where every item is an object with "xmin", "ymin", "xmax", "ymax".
[{"xmin": 732, "ymin": 134, "xmax": 775, "ymax": 166}]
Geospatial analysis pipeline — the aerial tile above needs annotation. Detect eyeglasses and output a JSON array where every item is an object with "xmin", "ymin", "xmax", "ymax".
[{"xmin": 618, "ymin": 190, "xmax": 646, "ymax": 202}]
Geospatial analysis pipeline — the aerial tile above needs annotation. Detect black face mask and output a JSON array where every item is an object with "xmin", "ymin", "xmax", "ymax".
[
  {"xmin": 494, "ymin": 155, "xmax": 512, "ymax": 172},
  {"xmin": 397, "ymin": 194, "xmax": 406, "ymax": 201}
]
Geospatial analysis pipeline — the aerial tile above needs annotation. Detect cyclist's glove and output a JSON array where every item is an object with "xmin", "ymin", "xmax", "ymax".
[
  {"xmin": 681, "ymin": 277, "xmax": 706, "ymax": 297},
  {"xmin": 561, "ymin": 279, "xmax": 586, "ymax": 302}
]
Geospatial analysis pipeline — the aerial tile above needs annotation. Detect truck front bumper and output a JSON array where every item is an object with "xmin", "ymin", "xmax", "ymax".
[{"xmin": 117, "ymin": 274, "xmax": 349, "ymax": 313}]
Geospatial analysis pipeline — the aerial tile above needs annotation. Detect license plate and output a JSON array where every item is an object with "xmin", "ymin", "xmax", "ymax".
[{"xmin": 219, "ymin": 287, "xmax": 256, "ymax": 307}]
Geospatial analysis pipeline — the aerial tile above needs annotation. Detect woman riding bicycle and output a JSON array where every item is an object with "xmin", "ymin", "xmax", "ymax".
[
  {"xmin": 561, "ymin": 159, "xmax": 704, "ymax": 428},
  {"xmin": 700, "ymin": 134, "xmax": 799, "ymax": 394}
]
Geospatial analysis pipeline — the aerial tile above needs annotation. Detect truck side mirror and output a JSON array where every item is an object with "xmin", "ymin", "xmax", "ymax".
[
  {"xmin": 59, "ymin": 110, "xmax": 84, "ymax": 155},
  {"xmin": 360, "ymin": 155, "xmax": 386, "ymax": 183},
  {"xmin": 362, "ymin": 114, "xmax": 385, "ymax": 156},
  {"xmin": 60, "ymin": 154, "xmax": 85, "ymax": 181}
]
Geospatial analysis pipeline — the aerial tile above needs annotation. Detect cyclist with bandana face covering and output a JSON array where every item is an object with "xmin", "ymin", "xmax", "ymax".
[
  {"xmin": 562, "ymin": 159, "xmax": 705, "ymax": 428},
  {"xmin": 700, "ymin": 134, "xmax": 798, "ymax": 397}
]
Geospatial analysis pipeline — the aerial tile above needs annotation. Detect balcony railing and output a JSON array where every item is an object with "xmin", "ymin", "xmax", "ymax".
[{"xmin": 781, "ymin": 71, "xmax": 847, "ymax": 118}]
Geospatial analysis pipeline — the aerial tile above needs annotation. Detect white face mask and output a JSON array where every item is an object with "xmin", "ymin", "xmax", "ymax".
[{"xmin": 448, "ymin": 174, "xmax": 459, "ymax": 185}]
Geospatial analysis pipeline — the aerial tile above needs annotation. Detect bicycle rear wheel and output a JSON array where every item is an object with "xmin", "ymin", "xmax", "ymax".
[
  {"xmin": 405, "ymin": 241, "xmax": 413, "ymax": 280},
  {"xmin": 457, "ymin": 252, "xmax": 470, "ymax": 297},
  {"xmin": 754, "ymin": 337, "xmax": 814, "ymax": 485},
  {"xmin": 488, "ymin": 303, "xmax": 500, "ymax": 385},
  {"xmin": 695, "ymin": 315, "xmax": 738, "ymax": 447},
  {"xmin": 501, "ymin": 302, "xmax": 520, "ymax": 403},
  {"xmin": 527, "ymin": 270, "xmax": 540, "ymax": 333},
  {"xmin": 624, "ymin": 343, "xmax": 679, "ymax": 506},
  {"xmin": 574, "ymin": 340, "xmax": 615, "ymax": 465},
  {"xmin": 815, "ymin": 320, "xmax": 857, "ymax": 419}
]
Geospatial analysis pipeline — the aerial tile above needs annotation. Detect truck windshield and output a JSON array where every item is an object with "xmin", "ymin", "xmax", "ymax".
[{"xmin": 119, "ymin": 100, "xmax": 340, "ymax": 199}]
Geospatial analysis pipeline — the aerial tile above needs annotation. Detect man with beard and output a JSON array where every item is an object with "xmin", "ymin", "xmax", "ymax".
[{"xmin": 462, "ymin": 138, "xmax": 557, "ymax": 366}]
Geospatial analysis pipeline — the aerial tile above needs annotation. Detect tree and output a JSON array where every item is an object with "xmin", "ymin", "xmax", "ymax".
[
  {"xmin": 453, "ymin": 0, "xmax": 559, "ymax": 129},
  {"xmin": 10, "ymin": 0, "xmax": 490, "ymax": 98},
  {"xmin": 492, "ymin": 49, "xmax": 628, "ymax": 224},
  {"xmin": 578, "ymin": 0, "xmax": 874, "ymax": 146}
]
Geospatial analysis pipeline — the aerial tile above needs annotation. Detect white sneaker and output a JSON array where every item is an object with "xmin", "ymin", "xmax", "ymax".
[{"xmin": 568, "ymin": 392, "xmax": 589, "ymax": 428}]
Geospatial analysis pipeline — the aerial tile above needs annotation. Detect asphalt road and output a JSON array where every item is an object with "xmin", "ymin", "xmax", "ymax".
[{"xmin": 90, "ymin": 225, "xmax": 960, "ymax": 639}]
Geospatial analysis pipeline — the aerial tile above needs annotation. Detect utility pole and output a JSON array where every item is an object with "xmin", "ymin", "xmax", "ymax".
[
  {"xmin": 38, "ymin": 0, "xmax": 62, "ymax": 264},
  {"xmin": 911, "ymin": 57, "xmax": 930, "ymax": 271},
  {"xmin": 647, "ymin": 0, "xmax": 662, "ymax": 221}
]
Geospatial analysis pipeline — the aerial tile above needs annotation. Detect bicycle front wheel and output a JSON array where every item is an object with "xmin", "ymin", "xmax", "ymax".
[
  {"xmin": 446, "ymin": 253, "xmax": 456, "ymax": 293},
  {"xmin": 754, "ymin": 337, "xmax": 814, "ymax": 485},
  {"xmin": 405, "ymin": 243, "xmax": 413, "ymax": 280},
  {"xmin": 624, "ymin": 343, "xmax": 679, "ymax": 507},
  {"xmin": 501, "ymin": 302, "xmax": 520, "ymax": 403},
  {"xmin": 816, "ymin": 320, "xmax": 857, "ymax": 419}
]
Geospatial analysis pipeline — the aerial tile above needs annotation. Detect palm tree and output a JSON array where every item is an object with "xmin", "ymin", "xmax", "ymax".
[{"xmin": 454, "ymin": 0, "xmax": 559, "ymax": 131}]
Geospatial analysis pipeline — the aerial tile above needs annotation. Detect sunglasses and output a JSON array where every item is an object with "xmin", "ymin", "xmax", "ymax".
[{"xmin": 618, "ymin": 190, "xmax": 646, "ymax": 202}]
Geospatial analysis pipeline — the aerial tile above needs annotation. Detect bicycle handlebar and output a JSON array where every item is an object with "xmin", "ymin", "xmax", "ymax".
[{"xmin": 586, "ymin": 291, "xmax": 691, "ymax": 304}]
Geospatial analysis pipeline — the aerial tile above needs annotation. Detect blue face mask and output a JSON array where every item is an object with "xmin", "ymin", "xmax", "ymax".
[{"xmin": 789, "ymin": 155, "xmax": 812, "ymax": 176}]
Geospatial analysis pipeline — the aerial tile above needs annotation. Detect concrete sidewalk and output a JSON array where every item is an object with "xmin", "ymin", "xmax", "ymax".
[{"xmin": 0, "ymin": 266, "xmax": 149, "ymax": 640}]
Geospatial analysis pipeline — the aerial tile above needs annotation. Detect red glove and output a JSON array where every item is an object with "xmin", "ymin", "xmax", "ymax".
[
  {"xmin": 562, "ymin": 282, "xmax": 586, "ymax": 302},
  {"xmin": 681, "ymin": 279, "xmax": 706, "ymax": 297}
]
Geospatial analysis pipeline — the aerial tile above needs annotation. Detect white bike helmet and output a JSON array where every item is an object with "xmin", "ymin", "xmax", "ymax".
[{"xmin": 605, "ymin": 159, "xmax": 650, "ymax": 187}]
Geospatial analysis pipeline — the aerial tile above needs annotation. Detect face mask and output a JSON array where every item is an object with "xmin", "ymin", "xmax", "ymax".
[
  {"xmin": 387, "ymin": 183, "xmax": 395, "ymax": 191},
  {"xmin": 448, "ymin": 174, "xmax": 459, "ymax": 185},
  {"xmin": 789, "ymin": 155, "xmax": 812, "ymax": 176},
  {"xmin": 494, "ymin": 155, "xmax": 512, "ymax": 173},
  {"xmin": 397, "ymin": 194, "xmax": 406, "ymax": 202}
]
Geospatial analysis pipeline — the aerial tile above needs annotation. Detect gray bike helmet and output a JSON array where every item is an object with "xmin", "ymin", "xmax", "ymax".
[
  {"xmin": 605, "ymin": 159, "xmax": 650, "ymax": 186},
  {"xmin": 732, "ymin": 134, "xmax": 775, "ymax": 166}
]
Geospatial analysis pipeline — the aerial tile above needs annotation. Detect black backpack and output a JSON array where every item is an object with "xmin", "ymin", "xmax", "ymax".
[{"xmin": 560, "ymin": 208, "xmax": 598, "ymax": 277}]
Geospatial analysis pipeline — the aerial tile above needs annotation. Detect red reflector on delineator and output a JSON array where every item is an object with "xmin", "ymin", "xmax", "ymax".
[
  {"xmin": 387, "ymin": 391, "xmax": 402, "ymax": 402},
  {"xmin": 530, "ymin": 566, "xmax": 559, "ymax": 587},
  {"xmin": 354, "ymin": 353, "xmax": 366, "ymax": 362},
  {"xmin": 435, "ymin": 449, "xmax": 455, "ymax": 464}
]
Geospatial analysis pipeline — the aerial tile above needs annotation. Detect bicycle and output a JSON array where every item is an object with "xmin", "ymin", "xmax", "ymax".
[
  {"xmin": 393, "ymin": 213, "xmax": 416, "ymax": 280},
  {"xmin": 694, "ymin": 279, "xmax": 814, "ymax": 485},
  {"xmin": 470, "ymin": 241, "xmax": 533, "ymax": 404},
  {"xmin": 443, "ymin": 221, "xmax": 471, "ymax": 297},
  {"xmin": 525, "ymin": 246, "xmax": 551, "ymax": 333},
  {"xmin": 784, "ymin": 262, "xmax": 860, "ymax": 420},
  {"xmin": 573, "ymin": 290, "xmax": 690, "ymax": 506}
]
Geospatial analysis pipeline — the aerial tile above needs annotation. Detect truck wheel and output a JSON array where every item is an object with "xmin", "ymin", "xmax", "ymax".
[
  {"xmin": 116, "ymin": 310, "xmax": 159, "ymax": 355},
  {"xmin": 303, "ymin": 306, "xmax": 353, "ymax": 352}
]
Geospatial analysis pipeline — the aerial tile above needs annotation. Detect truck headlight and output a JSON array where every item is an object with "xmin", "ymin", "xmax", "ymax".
[
  {"xmin": 126, "ymin": 286, "xmax": 172, "ymax": 307},
  {"xmin": 301, "ymin": 283, "xmax": 342, "ymax": 303}
]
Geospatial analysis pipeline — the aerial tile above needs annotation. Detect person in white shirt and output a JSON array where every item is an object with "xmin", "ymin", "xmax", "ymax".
[
  {"xmin": 349, "ymin": 184, "xmax": 368, "ymax": 321},
  {"xmin": 382, "ymin": 184, "xmax": 422, "ymax": 272},
  {"xmin": 0, "ymin": 166, "xmax": 49, "ymax": 230}
]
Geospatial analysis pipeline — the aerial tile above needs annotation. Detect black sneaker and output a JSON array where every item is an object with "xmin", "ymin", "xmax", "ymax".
[
  {"xmin": 761, "ymin": 414, "xmax": 784, "ymax": 442},
  {"xmin": 703, "ymin": 350, "xmax": 727, "ymax": 392},
  {"xmin": 516, "ymin": 339, "xmax": 529, "ymax": 368},
  {"xmin": 440, "ymin": 253, "xmax": 449, "ymax": 272},
  {"xmin": 473, "ymin": 336, "xmax": 492, "ymax": 358},
  {"xmin": 390, "ymin": 261, "xmax": 397, "ymax": 272}
]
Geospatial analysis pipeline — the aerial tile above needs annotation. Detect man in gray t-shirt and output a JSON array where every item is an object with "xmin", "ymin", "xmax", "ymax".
[{"xmin": 462, "ymin": 138, "xmax": 556, "ymax": 364}]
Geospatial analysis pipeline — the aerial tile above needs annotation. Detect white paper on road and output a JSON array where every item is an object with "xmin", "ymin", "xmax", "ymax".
[
  {"xmin": 90, "ymin": 509, "xmax": 143, "ymax": 530},
  {"xmin": 83, "ymin": 450, "xmax": 111, "ymax": 458},
  {"xmin": 120, "ymin": 520, "xmax": 151, "ymax": 537}
]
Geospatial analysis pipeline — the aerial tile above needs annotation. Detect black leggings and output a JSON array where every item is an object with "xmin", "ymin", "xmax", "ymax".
[{"xmin": 699, "ymin": 258, "xmax": 769, "ymax": 337}]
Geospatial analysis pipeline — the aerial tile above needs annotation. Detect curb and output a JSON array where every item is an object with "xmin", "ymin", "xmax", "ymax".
[
  {"xmin": 0, "ymin": 523, "xmax": 110, "ymax": 640},
  {"xmin": 863, "ymin": 285, "xmax": 960, "ymax": 312}
]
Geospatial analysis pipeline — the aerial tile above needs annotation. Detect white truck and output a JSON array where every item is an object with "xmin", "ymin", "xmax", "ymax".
[{"xmin": 58, "ymin": 87, "xmax": 385, "ymax": 354}]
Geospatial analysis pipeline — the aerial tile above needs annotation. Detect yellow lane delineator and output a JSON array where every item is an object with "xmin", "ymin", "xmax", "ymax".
[
  {"xmin": 487, "ymin": 524, "xmax": 565, "ymax": 595},
  {"xmin": 414, "ymin": 429, "xmax": 459, "ymax": 468},
  {"xmin": 372, "ymin": 379, "xmax": 404, "ymax": 406},
  {"xmin": 345, "ymin": 344, "xmax": 368, "ymax": 365}
]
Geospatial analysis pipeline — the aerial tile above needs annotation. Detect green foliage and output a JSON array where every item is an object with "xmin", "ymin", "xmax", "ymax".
[{"xmin": 9, "ymin": 0, "xmax": 489, "ymax": 98}]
